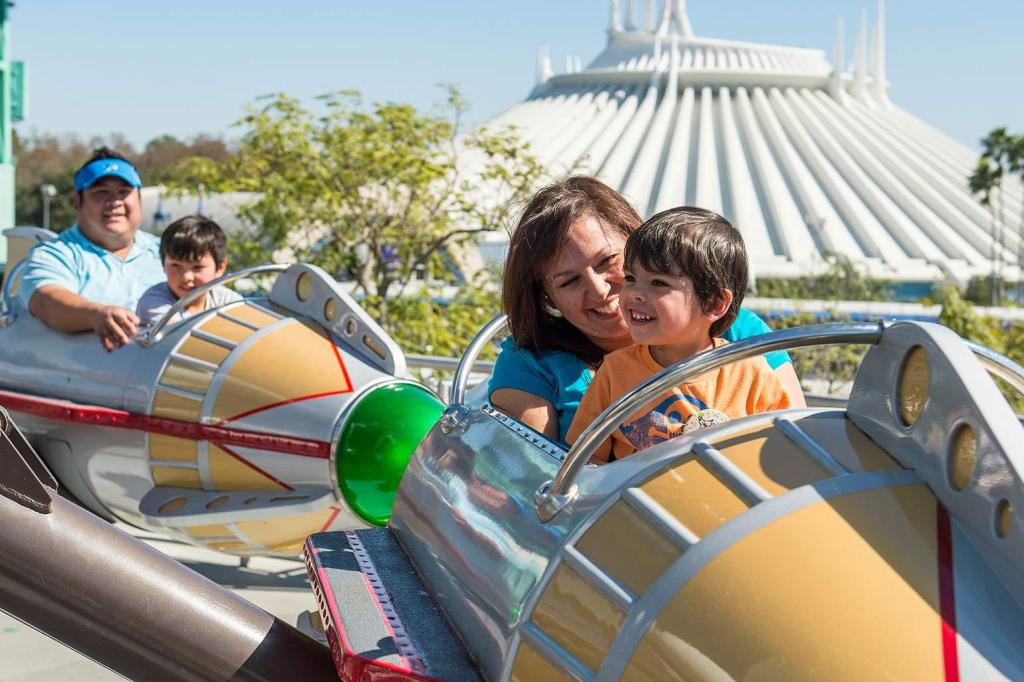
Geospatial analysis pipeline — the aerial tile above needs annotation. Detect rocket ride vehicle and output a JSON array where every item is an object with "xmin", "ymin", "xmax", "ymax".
[
  {"xmin": 0, "ymin": 227, "xmax": 445, "ymax": 556},
  {"xmin": 1, "ymin": 229, "xmax": 1024, "ymax": 680}
]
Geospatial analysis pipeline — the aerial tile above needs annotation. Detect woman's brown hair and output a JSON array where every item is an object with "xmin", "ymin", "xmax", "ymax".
[{"xmin": 502, "ymin": 176, "xmax": 642, "ymax": 366}]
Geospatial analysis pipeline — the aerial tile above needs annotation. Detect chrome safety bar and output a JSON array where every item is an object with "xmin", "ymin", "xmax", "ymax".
[
  {"xmin": 0, "ymin": 259, "xmax": 28, "ymax": 328},
  {"xmin": 448, "ymin": 313, "xmax": 508, "ymax": 406},
  {"xmin": 535, "ymin": 322, "xmax": 886, "ymax": 522},
  {"xmin": 966, "ymin": 340, "xmax": 1024, "ymax": 396},
  {"xmin": 137, "ymin": 263, "xmax": 289, "ymax": 347}
]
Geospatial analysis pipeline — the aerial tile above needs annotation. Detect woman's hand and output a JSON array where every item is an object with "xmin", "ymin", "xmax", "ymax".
[{"xmin": 490, "ymin": 388, "xmax": 560, "ymax": 440}]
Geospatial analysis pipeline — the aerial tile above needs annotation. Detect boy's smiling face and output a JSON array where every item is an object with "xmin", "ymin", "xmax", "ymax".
[
  {"xmin": 164, "ymin": 253, "xmax": 226, "ymax": 301},
  {"xmin": 622, "ymin": 261, "xmax": 731, "ymax": 366}
]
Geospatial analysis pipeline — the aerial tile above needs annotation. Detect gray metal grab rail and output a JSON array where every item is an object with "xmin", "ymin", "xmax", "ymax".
[
  {"xmin": 534, "ymin": 322, "xmax": 886, "ymax": 522},
  {"xmin": 448, "ymin": 313, "xmax": 509, "ymax": 406},
  {"xmin": 966, "ymin": 340, "xmax": 1024, "ymax": 396},
  {"xmin": 137, "ymin": 263, "xmax": 289, "ymax": 347},
  {"xmin": 0, "ymin": 259, "xmax": 28, "ymax": 328}
]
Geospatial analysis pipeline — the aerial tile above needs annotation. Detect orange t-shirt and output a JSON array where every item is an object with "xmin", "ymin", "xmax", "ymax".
[{"xmin": 566, "ymin": 339, "xmax": 791, "ymax": 462}]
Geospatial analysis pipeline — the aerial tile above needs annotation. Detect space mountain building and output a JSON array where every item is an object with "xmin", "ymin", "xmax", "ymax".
[{"xmin": 479, "ymin": 0, "xmax": 1022, "ymax": 285}]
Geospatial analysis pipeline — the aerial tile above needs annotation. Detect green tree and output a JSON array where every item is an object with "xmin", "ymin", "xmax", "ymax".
[
  {"xmin": 970, "ymin": 127, "xmax": 1014, "ymax": 305},
  {"xmin": 171, "ymin": 88, "xmax": 548, "ymax": 331}
]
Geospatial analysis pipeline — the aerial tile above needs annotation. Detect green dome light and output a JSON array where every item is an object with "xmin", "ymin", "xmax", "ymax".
[{"xmin": 335, "ymin": 382, "xmax": 443, "ymax": 526}]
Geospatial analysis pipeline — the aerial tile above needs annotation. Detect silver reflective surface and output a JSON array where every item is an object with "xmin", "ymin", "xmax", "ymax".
[{"xmin": 390, "ymin": 409, "xmax": 574, "ymax": 682}]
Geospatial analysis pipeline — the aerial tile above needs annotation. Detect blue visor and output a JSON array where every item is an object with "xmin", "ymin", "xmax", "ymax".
[{"xmin": 74, "ymin": 159, "xmax": 143, "ymax": 192}]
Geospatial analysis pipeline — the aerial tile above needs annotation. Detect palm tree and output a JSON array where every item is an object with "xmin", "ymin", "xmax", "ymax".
[
  {"xmin": 1008, "ymin": 135, "xmax": 1024, "ymax": 304},
  {"xmin": 970, "ymin": 154, "xmax": 1004, "ymax": 305}
]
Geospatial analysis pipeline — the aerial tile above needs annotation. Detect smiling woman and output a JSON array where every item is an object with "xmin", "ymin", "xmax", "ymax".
[{"xmin": 488, "ymin": 176, "xmax": 805, "ymax": 445}]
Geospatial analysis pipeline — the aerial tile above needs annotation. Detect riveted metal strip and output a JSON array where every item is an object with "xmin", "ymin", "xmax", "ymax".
[
  {"xmin": 520, "ymin": 622, "xmax": 594, "ymax": 682},
  {"xmin": 774, "ymin": 415, "xmax": 848, "ymax": 477},
  {"xmin": 562, "ymin": 544, "xmax": 636, "ymax": 610},
  {"xmin": 621, "ymin": 487, "xmax": 700, "ymax": 549},
  {"xmin": 693, "ymin": 440, "xmax": 772, "ymax": 505}
]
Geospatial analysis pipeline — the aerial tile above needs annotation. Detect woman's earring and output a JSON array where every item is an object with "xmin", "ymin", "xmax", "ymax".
[{"xmin": 544, "ymin": 303, "xmax": 563, "ymax": 318}]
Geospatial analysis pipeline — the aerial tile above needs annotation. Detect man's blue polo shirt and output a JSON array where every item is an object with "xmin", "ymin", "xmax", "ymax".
[{"xmin": 18, "ymin": 224, "xmax": 165, "ymax": 311}]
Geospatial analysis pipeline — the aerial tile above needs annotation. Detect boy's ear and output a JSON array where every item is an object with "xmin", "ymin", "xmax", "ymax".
[
  {"xmin": 706, "ymin": 289, "xmax": 734, "ymax": 322},
  {"xmin": 215, "ymin": 260, "xmax": 229, "ymax": 276}
]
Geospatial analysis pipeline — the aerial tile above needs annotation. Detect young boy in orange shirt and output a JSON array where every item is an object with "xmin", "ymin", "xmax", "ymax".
[{"xmin": 567, "ymin": 207, "xmax": 791, "ymax": 463}]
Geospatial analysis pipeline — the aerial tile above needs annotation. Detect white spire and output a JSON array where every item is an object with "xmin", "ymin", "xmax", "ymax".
[
  {"xmin": 872, "ymin": 0, "xmax": 890, "ymax": 105},
  {"xmin": 536, "ymin": 46, "xmax": 553, "ymax": 86},
  {"xmin": 644, "ymin": 0, "xmax": 656, "ymax": 32},
  {"xmin": 852, "ymin": 7, "xmax": 870, "ymax": 102},
  {"xmin": 609, "ymin": 0, "xmax": 623, "ymax": 33},
  {"xmin": 674, "ymin": 0, "xmax": 694, "ymax": 39},
  {"xmin": 830, "ymin": 17, "xmax": 848, "ymax": 104},
  {"xmin": 625, "ymin": 0, "xmax": 637, "ymax": 31},
  {"xmin": 650, "ymin": 36, "xmax": 663, "ymax": 87},
  {"xmin": 666, "ymin": 34, "xmax": 680, "ymax": 93},
  {"xmin": 656, "ymin": 0, "xmax": 672, "ymax": 36}
]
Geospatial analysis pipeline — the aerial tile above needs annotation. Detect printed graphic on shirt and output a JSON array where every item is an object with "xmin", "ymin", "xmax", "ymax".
[{"xmin": 619, "ymin": 394, "xmax": 731, "ymax": 451}]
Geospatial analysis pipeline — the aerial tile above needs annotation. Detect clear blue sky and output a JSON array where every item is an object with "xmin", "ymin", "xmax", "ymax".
[{"xmin": 11, "ymin": 1, "xmax": 1022, "ymax": 152}]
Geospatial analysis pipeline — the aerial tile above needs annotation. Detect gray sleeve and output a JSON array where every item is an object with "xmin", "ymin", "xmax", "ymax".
[{"xmin": 136, "ymin": 284, "xmax": 176, "ymax": 327}]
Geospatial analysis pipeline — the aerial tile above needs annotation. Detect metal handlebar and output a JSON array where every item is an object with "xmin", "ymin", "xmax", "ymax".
[
  {"xmin": 448, "ymin": 313, "xmax": 509, "ymax": 406},
  {"xmin": 0, "ymin": 259, "xmax": 28, "ymax": 328},
  {"xmin": 965, "ymin": 340, "xmax": 1024, "ymax": 396},
  {"xmin": 534, "ymin": 322, "xmax": 886, "ymax": 522},
  {"xmin": 137, "ymin": 264, "xmax": 289, "ymax": 347}
]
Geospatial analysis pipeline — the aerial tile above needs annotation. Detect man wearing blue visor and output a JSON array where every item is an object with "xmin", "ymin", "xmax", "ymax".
[{"xmin": 19, "ymin": 148, "xmax": 164, "ymax": 350}]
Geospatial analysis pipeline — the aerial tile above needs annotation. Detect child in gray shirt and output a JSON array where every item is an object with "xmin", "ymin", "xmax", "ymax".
[{"xmin": 137, "ymin": 215, "xmax": 242, "ymax": 327}]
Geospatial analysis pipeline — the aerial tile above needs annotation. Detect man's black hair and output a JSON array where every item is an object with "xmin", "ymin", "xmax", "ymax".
[{"xmin": 160, "ymin": 215, "xmax": 229, "ymax": 266}]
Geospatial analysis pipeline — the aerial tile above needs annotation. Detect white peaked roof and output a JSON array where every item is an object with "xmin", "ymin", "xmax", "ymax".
[{"xmin": 483, "ymin": 0, "xmax": 1023, "ymax": 283}]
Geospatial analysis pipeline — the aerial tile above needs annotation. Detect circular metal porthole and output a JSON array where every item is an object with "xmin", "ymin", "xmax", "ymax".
[
  {"xmin": 296, "ymin": 272, "xmax": 313, "ymax": 302},
  {"xmin": 324, "ymin": 298, "xmax": 338, "ymax": 322},
  {"xmin": 898, "ymin": 346, "xmax": 929, "ymax": 427},
  {"xmin": 948, "ymin": 423, "xmax": 977, "ymax": 492},
  {"xmin": 996, "ymin": 499, "xmax": 1013, "ymax": 539}
]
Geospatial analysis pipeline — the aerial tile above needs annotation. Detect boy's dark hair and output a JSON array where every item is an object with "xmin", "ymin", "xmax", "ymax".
[
  {"xmin": 624, "ymin": 207, "xmax": 748, "ymax": 338},
  {"xmin": 160, "ymin": 215, "xmax": 229, "ymax": 265}
]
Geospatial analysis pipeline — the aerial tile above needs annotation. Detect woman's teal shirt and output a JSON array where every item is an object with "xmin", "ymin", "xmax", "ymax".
[{"xmin": 487, "ymin": 307, "xmax": 790, "ymax": 445}]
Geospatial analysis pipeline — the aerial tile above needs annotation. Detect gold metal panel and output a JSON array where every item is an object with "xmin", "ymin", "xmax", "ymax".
[
  {"xmin": 148, "ymin": 434, "xmax": 197, "ymax": 463},
  {"xmin": 899, "ymin": 346, "xmax": 929, "ymax": 426},
  {"xmin": 640, "ymin": 459, "xmax": 749, "ymax": 538},
  {"xmin": 208, "ymin": 444, "xmax": 287, "ymax": 491},
  {"xmin": 710, "ymin": 424, "xmax": 831, "ymax": 496},
  {"xmin": 177, "ymin": 336, "xmax": 231, "ymax": 365},
  {"xmin": 151, "ymin": 466, "xmax": 202, "ymax": 489},
  {"xmin": 624, "ymin": 485, "xmax": 943, "ymax": 682},
  {"xmin": 532, "ymin": 563, "xmax": 625, "ymax": 672},
  {"xmin": 211, "ymin": 322, "xmax": 351, "ymax": 422},
  {"xmin": 796, "ymin": 416, "xmax": 901, "ymax": 472},
  {"xmin": 198, "ymin": 315, "xmax": 255, "ymax": 345},
  {"xmin": 151, "ymin": 390, "xmax": 203, "ymax": 422},
  {"xmin": 185, "ymin": 524, "xmax": 233, "ymax": 538},
  {"xmin": 234, "ymin": 508, "xmax": 336, "ymax": 552},
  {"xmin": 510, "ymin": 642, "xmax": 571, "ymax": 682},
  {"xmin": 160, "ymin": 360, "xmax": 215, "ymax": 394},
  {"xmin": 225, "ymin": 303, "xmax": 280, "ymax": 329},
  {"xmin": 577, "ymin": 501, "xmax": 681, "ymax": 596}
]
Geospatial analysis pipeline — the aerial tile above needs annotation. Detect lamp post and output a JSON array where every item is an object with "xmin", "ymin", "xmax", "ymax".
[{"xmin": 39, "ymin": 184, "xmax": 56, "ymax": 230}]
